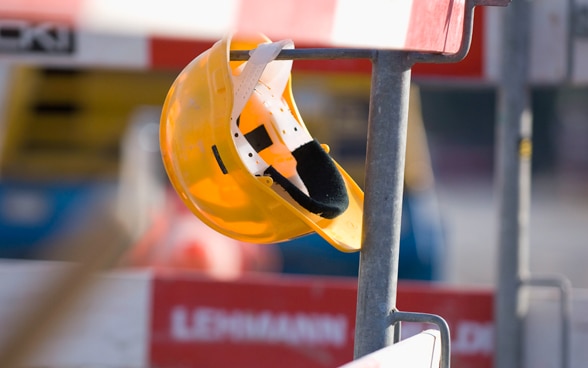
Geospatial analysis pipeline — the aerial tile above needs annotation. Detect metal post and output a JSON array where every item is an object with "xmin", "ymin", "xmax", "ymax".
[
  {"xmin": 354, "ymin": 50, "xmax": 413, "ymax": 358},
  {"xmin": 494, "ymin": 0, "xmax": 533, "ymax": 367}
]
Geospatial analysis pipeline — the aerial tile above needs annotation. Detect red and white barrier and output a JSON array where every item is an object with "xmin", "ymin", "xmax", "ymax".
[
  {"xmin": 0, "ymin": 0, "xmax": 466, "ymax": 53},
  {"xmin": 0, "ymin": 1, "xmax": 584, "ymax": 84},
  {"xmin": 0, "ymin": 262, "xmax": 586, "ymax": 367}
]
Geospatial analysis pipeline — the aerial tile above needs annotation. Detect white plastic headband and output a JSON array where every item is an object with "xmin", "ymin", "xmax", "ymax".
[{"xmin": 230, "ymin": 40, "xmax": 313, "ymax": 184}]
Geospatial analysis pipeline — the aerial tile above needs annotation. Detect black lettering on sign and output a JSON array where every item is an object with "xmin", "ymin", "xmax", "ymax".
[{"xmin": 0, "ymin": 19, "xmax": 75, "ymax": 54}]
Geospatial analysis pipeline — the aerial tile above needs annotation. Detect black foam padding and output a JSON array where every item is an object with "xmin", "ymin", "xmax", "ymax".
[
  {"xmin": 264, "ymin": 140, "xmax": 349, "ymax": 219},
  {"xmin": 245, "ymin": 124, "xmax": 273, "ymax": 152}
]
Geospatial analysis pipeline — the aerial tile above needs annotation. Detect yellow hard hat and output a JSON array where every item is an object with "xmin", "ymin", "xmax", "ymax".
[{"xmin": 160, "ymin": 34, "xmax": 363, "ymax": 252}]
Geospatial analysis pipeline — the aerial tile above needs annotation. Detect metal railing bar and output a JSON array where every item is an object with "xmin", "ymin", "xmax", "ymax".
[
  {"xmin": 389, "ymin": 310, "xmax": 451, "ymax": 368},
  {"xmin": 230, "ymin": 48, "xmax": 376, "ymax": 61},
  {"xmin": 522, "ymin": 274, "xmax": 572, "ymax": 368}
]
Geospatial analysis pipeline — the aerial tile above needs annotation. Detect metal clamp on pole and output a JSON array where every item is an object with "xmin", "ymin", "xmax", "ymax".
[{"xmin": 389, "ymin": 310, "xmax": 451, "ymax": 368}]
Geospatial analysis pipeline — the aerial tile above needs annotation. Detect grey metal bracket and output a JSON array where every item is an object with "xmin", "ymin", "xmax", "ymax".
[
  {"xmin": 389, "ymin": 310, "xmax": 451, "ymax": 368},
  {"xmin": 522, "ymin": 274, "xmax": 572, "ymax": 368}
]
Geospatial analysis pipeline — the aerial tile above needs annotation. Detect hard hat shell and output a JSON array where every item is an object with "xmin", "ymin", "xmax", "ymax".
[{"xmin": 160, "ymin": 35, "xmax": 363, "ymax": 252}]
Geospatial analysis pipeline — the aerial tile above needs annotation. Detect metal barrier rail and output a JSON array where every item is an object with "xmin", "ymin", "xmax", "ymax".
[
  {"xmin": 523, "ymin": 274, "xmax": 573, "ymax": 368},
  {"xmin": 390, "ymin": 310, "xmax": 451, "ymax": 368}
]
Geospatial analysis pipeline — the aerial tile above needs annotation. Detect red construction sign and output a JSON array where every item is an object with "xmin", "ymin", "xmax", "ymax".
[{"xmin": 150, "ymin": 274, "xmax": 493, "ymax": 368}]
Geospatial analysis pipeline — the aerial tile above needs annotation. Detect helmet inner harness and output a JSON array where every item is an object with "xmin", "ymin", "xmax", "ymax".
[{"xmin": 217, "ymin": 40, "xmax": 350, "ymax": 219}]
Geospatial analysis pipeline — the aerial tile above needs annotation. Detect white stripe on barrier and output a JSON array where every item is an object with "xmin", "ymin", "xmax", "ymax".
[
  {"xmin": 338, "ymin": 330, "xmax": 441, "ymax": 368},
  {"xmin": 78, "ymin": 0, "xmax": 239, "ymax": 40},
  {"xmin": 0, "ymin": 30, "xmax": 148, "ymax": 69},
  {"xmin": 0, "ymin": 262, "xmax": 152, "ymax": 367},
  {"xmin": 330, "ymin": 0, "xmax": 413, "ymax": 49}
]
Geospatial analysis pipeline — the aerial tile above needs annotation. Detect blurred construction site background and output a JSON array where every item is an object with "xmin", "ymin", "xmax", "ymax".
[{"xmin": 0, "ymin": 61, "xmax": 585, "ymax": 287}]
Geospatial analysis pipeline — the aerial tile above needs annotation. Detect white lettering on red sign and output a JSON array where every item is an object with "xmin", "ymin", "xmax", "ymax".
[
  {"xmin": 170, "ymin": 306, "xmax": 348, "ymax": 347},
  {"xmin": 402, "ymin": 320, "xmax": 494, "ymax": 355},
  {"xmin": 452, "ymin": 320, "xmax": 493, "ymax": 355}
]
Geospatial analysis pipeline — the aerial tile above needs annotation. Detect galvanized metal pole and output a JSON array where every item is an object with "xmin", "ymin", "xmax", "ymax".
[
  {"xmin": 354, "ymin": 50, "xmax": 413, "ymax": 358},
  {"xmin": 494, "ymin": 0, "xmax": 533, "ymax": 367}
]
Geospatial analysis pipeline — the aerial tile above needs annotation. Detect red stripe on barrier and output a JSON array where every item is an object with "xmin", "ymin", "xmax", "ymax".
[
  {"xmin": 412, "ymin": 6, "xmax": 485, "ymax": 79},
  {"xmin": 149, "ymin": 37, "xmax": 214, "ymax": 71},
  {"xmin": 406, "ymin": 0, "xmax": 466, "ymax": 54},
  {"xmin": 150, "ymin": 5, "xmax": 485, "ymax": 79},
  {"xmin": 0, "ymin": 0, "xmax": 80, "ymax": 24},
  {"xmin": 234, "ymin": 0, "xmax": 338, "ymax": 45},
  {"xmin": 149, "ymin": 36, "xmax": 372, "ymax": 74}
]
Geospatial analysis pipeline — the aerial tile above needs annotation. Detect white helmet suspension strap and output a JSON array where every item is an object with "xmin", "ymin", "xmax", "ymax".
[
  {"xmin": 230, "ymin": 40, "xmax": 291, "ymax": 125},
  {"xmin": 230, "ymin": 39, "xmax": 314, "ymax": 194}
]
